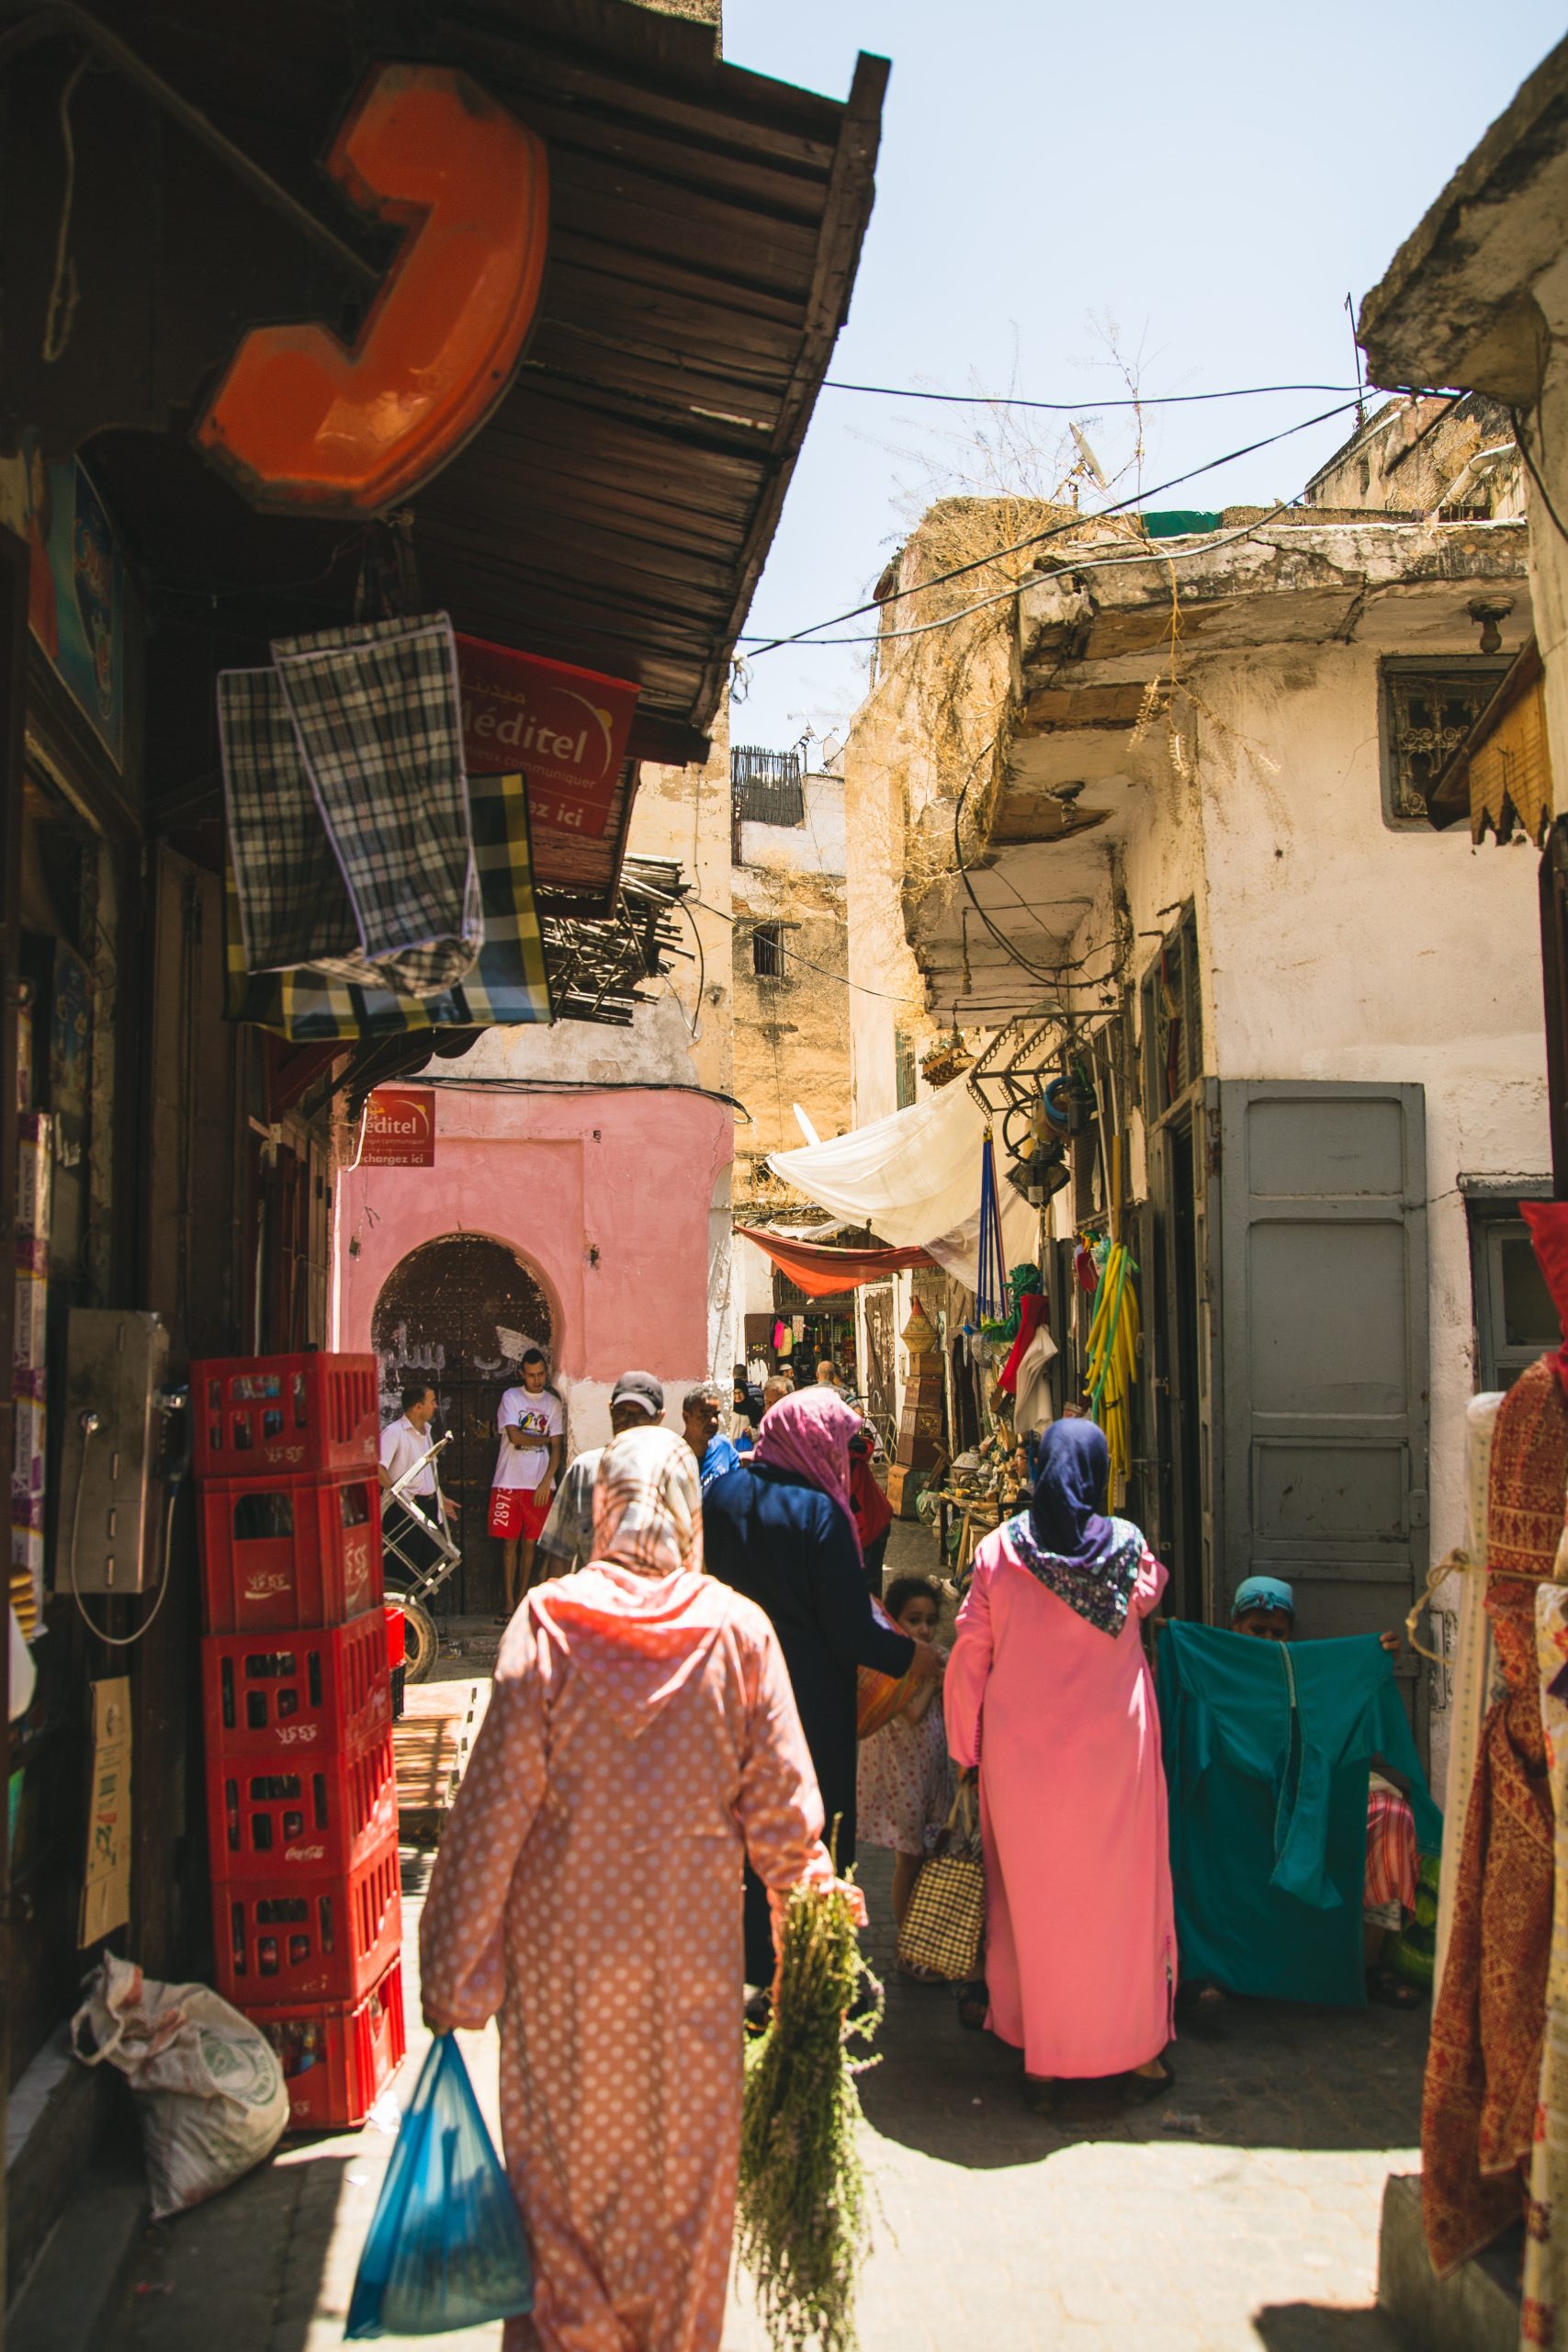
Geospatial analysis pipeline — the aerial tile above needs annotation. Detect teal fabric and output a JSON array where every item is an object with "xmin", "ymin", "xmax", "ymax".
[{"xmin": 1156, "ymin": 1623, "xmax": 1443, "ymax": 2007}]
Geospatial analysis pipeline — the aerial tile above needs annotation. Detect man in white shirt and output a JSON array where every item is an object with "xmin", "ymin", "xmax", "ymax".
[
  {"xmin": 378, "ymin": 1382, "xmax": 457, "ymax": 1523},
  {"xmin": 491, "ymin": 1348, "xmax": 565, "ymax": 1615}
]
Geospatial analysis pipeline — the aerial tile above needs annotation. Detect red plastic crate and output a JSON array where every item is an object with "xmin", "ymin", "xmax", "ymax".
[
  {"xmin": 252, "ymin": 1957, "xmax": 407, "ymax": 2133},
  {"xmin": 192, "ymin": 1352, "xmax": 379, "ymax": 1482},
  {"xmin": 215, "ymin": 1830, "xmax": 402, "ymax": 2006},
  {"xmin": 208, "ymin": 1724, "xmax": 396, "ymax": 1881},
  {"xmin": 201, "ymin": 1616, "xmax": 391, "ymax": 1764},
  {"xmin": 199, "ymin": 1470, "xmax": 384, "ymax": 1634}
]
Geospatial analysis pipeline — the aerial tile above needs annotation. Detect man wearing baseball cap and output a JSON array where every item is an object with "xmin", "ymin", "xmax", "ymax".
[{"xmin": 533, "ymin": 1373, "xmax": 665, "ymax": 1579}]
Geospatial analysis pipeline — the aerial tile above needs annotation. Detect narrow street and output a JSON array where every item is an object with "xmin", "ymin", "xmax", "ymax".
[
  {"xmin": 7, "ymin": 7, "xmax": 1568, "ymax": 2352},
  {"xmin": 96, "ymin": 1544, "xmax": 1426, "ymax": 2352},
  {"xmin": 95, "ymin": 1840, "xmax": 1424, "ymax": 2352}
]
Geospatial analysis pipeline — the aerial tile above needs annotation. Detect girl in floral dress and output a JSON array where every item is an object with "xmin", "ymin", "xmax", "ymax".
[{"xmin": 857, "ymin": 1576, "xmax": 954, "ymax": 1944}]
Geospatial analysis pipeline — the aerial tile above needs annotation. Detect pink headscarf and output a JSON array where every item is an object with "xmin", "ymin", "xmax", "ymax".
[{"xmin": 751, "ymin": 1387, "xmax": 863, "ymax": 1557}]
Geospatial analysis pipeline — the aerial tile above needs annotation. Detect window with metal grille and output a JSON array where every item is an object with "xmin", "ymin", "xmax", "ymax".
[
  {"xmin": 894, "ymin": 1028, "xmax": 917, "ymax": 1110},
  {"xmin": 751, "ymin": 922, "xmax": 784, "ymax": 979},
  {"xmin": 1141, "ymin": 905, "xmax": 1202, "ymax": 1122},
  {"xmin": 731, "ymin": 745, "xmax": 805, "ymax": 829},
  {"xmin": 1380, "ymin": 657, "xmax": 1511, "ymax": 827}
]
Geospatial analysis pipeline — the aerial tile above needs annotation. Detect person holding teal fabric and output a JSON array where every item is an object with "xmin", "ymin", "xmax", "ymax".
[{"xmin": 1156, "ymin": 1582, "xmax": 1442, "ymax": 2010}]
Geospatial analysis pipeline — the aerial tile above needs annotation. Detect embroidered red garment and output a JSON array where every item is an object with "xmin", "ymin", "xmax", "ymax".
[{"xmin": 1422, "ymin": 1356, "xmax": 1563, "ymax": 2278}]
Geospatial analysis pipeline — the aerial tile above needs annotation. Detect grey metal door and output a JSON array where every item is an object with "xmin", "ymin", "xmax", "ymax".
[{"xmin": 1214, "ymin": 1081, "xmax": 1427, "ymax": 1666}]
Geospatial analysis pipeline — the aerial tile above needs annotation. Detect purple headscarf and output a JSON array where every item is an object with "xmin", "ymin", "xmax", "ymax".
[
  {"xmin": 750, "ymin": 1386, "xmax": 863, "ymax": 1560},
  {"xmin": 1009, "ymin": 1417, "xmax": 1143, "ymax": 1637}
]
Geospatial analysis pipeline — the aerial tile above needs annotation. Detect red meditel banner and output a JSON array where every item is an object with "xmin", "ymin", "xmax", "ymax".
[
  {"xmin": 361, "ymin": 1088, "xmax": 435, "ymax": 1167},
  {"xmin": 457, "ymin": 632, "xmax": 639, "ymax": 835}
]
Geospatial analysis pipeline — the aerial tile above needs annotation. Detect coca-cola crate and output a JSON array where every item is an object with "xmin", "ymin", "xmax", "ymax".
[
  {"xmin": 215, "ymin": 1829, "xmax": 401, "ymax": 2006},
  {"xmin": 193, "ymin": 1352, "xmax": 378, "ymax": 1482},
  {"xmin": 201, "ymin": 1617, "xmax": 390, "ymax": 1764},
  {"xmin": 209, "ymin": 1724, "xmax": 396, "ymax": 1882},
  {"xmin": 252, "ymin": 1957, "xmax": 407, "ymax": 2133},
  {"xmin": 199, "ymin": 1471, "xmax": 383, "ymax": 1634}
]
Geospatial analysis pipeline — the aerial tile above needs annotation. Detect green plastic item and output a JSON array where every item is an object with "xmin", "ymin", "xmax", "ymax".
[{"xmin": 1143, "ymin": 510, "xmax": 1224, "ymax": 538}]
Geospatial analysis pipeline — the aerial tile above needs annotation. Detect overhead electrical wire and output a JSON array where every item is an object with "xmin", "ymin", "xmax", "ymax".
[
  {"xmin": 824, "ymin": 378, "xmax": 1366, "ymax": 412},
  {"xmin": 738, "ymin": 396, "xmax": 1366, "ymax": 657}
]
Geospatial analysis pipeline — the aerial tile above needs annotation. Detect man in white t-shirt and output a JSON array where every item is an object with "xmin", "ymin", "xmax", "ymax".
[{"xmin": 491, "ymin": 1348, "xmax": 565, "ymax": 1615}]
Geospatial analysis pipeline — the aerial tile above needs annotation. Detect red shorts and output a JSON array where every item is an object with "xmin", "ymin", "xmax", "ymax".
[{"xmin": 489, "ymin": 1485, "xmax": 549, "ymax": 1543}]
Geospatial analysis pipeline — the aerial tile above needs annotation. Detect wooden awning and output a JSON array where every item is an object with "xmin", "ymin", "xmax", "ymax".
[
  {"xmin": 1425, "ymin": 639, "xmax": 1554, "ymax": 842},
  {"xmin": 20, "ymin": 0, "xmax": 886, "ymax": 752}
]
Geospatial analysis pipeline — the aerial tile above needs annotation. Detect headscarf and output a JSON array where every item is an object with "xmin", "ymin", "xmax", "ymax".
[
  {"xmin": 590, "ymin": 1426, "xmax": 702, "ymax": 1578},
  {"xmin": 751, "ymin": 1385, "xmax": 863, "ymax": 1557},
  {"xmin": 1232, "ymin": 1575, "xmax": 1295, "ymax": 1621},
  {"xmin": 1007, "ymin": 1417, "xmax": 1143, "ymax": 1638}
]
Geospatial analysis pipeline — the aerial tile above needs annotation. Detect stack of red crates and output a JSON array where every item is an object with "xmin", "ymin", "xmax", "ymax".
[{"xmin": 193, "ymin": 1351, "xmax": 406, "ymax": 2131}]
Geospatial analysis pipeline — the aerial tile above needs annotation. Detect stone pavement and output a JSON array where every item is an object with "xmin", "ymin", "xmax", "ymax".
[
  {"xmin": 97, "ymin": 1823, "xmax": 1423, "ymax": 2352},
  {"xmin": 97, "ymin": 1541, "xmax": 1426, "ymax": 2351}
]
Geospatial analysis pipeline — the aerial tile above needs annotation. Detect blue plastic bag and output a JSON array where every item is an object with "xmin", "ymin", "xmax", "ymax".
[{"xmin": 345, "ymin": 2033, "xmax": 533, "ymax": 2339}]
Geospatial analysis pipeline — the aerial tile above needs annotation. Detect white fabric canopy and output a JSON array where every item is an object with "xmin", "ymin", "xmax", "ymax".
[{"xmin": 768, "ymin": 1083, "xmax": 1037, "ymax": 1291}]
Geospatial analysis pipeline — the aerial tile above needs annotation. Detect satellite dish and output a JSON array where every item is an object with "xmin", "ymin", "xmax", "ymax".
[
  {"xmin": 793, "ymin": 1104, "xmax": 822, "ymax": 1148},
  {"xmin": 1071, "ymin": 423, "xmax": 1109, "ymax": 490}
]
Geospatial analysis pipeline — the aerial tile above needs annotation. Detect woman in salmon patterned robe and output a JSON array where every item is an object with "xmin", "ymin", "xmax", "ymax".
[{"xmin": 419, "ymin": 1425, "xmax": 843, "ymax": 2352}]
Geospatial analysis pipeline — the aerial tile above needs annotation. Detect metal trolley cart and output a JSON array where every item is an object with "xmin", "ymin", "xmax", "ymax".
[{"xmin": 380, "ymin": 1431, "xmax": 461, "ymax": 1682}]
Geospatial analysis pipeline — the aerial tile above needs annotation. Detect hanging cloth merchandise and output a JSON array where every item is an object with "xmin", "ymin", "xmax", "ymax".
[
  {"xmin": 220, "ymin": 612, "xmax": 481, "ymax": 997},
  {"xmin": 225, "ymin": 770, "xmax": 548, "ymax": 1042},
  {"xmin": 976, "ymin": 1131, "xmax": 1007, "ymax": 1326}
]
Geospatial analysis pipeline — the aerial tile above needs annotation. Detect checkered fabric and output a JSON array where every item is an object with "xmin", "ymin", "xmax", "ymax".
[
  {"xmin": 220, "ymin": 613, "xmax": 481, "ymax": 996},
  {"xmin": 896, "ymin": 1784, "xmax": 987, "ymax": 1983},
  {"xmin": 225, "ymin": 768, "xmax": 551, "ymax": 1042},
  {"xmin": 217, "ymin": 662, "xmax": 360, "ymax": 971}
]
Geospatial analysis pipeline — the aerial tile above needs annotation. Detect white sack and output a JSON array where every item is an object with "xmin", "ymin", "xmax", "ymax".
[{"xmin": 73, "ymin": 1953, "xmax": 288, "ymax": 2218}]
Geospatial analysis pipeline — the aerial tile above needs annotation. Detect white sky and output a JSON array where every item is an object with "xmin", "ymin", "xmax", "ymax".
[{"xmin": 721, "ymin": 0, "xmax": 1564, "ymax": 753}]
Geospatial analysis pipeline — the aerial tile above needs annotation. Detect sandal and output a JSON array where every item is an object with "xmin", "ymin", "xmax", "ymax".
[
  {"xmin": 1367, "ymin": 1965, "xmax": 1424, "ymax": 2010},
  {"xmin": 1122, "ymin": 2060, "xmax": 1176, "ymax": 2105},
  {"xmin": 897, "ymin": 1960, "xmax": 947, "ymax": 1984},
  {"xmin": 956, "ymin": 1981, "xmax": 988, "ymax": 2031},
  {"xmin": 1020, "ymin": 2072, "xmax": 1057, "ymax": 2116},
  {"xmin": 743, "ymin": 1988, "xmax": 773, "ymax": 2037}
]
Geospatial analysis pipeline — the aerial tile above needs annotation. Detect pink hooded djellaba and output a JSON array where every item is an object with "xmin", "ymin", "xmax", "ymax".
[
  {"xmin": 944, "ymin": 1418, "xmax": 1174, "ymax": 2079},
  {"xmin": 419, "ymin": 1427, "xmax": 840, "ymax": 2352}
]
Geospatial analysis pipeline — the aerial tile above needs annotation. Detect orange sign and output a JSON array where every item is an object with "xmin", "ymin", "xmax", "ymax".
[
  {"xmin": 362, "ymin": 1088, "xmax": 435, "ymax": 1167},
  {"xmin": 195, "ymin": 65, "xmax": 548, "ymax": 514},
  {"xmin": 457, "ymin": 636, "xmax": 640, "ymax": 842}
]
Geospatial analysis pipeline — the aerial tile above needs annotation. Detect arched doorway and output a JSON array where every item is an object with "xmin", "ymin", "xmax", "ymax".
[{"xmin": 372, "ymin": 1235, "xmax": 558, "ymax": 1617}]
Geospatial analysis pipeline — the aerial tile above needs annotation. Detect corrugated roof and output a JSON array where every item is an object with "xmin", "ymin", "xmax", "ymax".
[{"xmin": 73, "ymin": 0, "xmax": 886, "ymax": 750}]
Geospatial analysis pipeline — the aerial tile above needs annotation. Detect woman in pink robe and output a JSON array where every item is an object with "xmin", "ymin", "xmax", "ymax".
[
  {"xmin": 944, "ymin": 1417, "xmax": 1175, "ymax": 2109},
  {"xmin": 419, "ymin": 1426, "xmax": 844, "ymax": 2352}
]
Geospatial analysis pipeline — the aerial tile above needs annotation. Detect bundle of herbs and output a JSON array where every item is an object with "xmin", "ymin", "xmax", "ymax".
[{"xmin": 735, "ymin": 1877, "xmax": 883, "ymax": 2352}]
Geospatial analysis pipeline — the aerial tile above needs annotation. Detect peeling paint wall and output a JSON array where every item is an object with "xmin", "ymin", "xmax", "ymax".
[
  {"xmin": 732, "ymin": 771, "xmax": 854, "ymax": 1216},
  {"xmin": 1045, "ymin": 637, "xmax": 1547, "ymax": 1786}
]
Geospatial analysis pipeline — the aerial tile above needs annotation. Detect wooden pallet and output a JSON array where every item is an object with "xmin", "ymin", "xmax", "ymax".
[{"xmin": 393, "ymin": 1677, "xmax": 490, "ymax": 1841}]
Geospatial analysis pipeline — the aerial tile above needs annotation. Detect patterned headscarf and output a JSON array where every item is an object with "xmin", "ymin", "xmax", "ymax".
[
  {"xmin": 1008, "ymin": 1417, "xmax": 1143, "ymax": 1638},
  {"xmin": 751, "ymin": 1386, "xmax": 863, "ymax": 1557},
  {"xmin": 591, "ymin": 1426, "xmax": 703, "ymax": 1579}
]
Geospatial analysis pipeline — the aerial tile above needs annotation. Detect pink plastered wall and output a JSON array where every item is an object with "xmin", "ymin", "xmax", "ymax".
[{"xmin": 333, "ymin": 1087, "xmax": 730, "ymax": 1383}]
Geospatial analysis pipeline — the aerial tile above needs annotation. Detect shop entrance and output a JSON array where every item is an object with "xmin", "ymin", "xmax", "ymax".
[{"xmin": 372, "ymin": 1234, "xmax": 558, "ymax": 1618}]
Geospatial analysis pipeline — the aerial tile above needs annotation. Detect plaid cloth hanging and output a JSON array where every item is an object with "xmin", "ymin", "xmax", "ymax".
[
  {"xmin": 220, "ymin": 613, "xmax": 481, "ymax": 997},
  {"xmin": 225, "ymin": 768, "xmax": 550, "ymax": 1042}
]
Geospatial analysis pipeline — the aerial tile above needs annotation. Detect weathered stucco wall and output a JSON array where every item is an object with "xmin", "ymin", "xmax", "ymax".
[
  {"xmin": 1046, "ymin": 637, "xmax": 1548, "ymax": 1780},
  {"xmin": 333, "ymin": 719, "xmax": 742, "ymax": 1418},
  {"xmin": 335, "ymin": 1086, "xmax": 729, "ymax": 1451}
]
